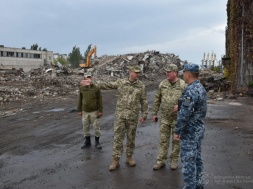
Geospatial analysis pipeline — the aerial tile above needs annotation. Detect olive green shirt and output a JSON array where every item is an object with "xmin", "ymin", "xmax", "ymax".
[{"xmin": 77, "ymin": 84, "xmax": 103, "ymax": 113}]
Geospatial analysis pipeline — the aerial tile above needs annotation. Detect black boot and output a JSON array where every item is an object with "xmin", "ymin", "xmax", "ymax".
[
  {"xmin": 95, "ymin": 136, "xmax": 102, "ymax": 149},
  {"xmin": 196, "ymin": 186, "xmax": 204, "ymax": 189},
  {"xmin": 81, "ymin": 136, "xmax": 91, "ymax": 149}
]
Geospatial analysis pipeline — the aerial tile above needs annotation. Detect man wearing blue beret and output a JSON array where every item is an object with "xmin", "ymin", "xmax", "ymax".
[{"xmin": 174, "ymin": 63, "xmax": 207, "ymax": 189}]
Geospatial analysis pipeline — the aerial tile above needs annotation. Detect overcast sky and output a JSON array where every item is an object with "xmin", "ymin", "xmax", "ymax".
[{"xmin": 1, "ymin": 0, "xmax": 227, "ymax": 64}]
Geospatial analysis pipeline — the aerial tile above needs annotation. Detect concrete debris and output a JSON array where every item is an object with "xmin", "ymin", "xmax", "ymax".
[
  {"xmin": 92, "ymin": 51, "xmax": 185, "ymax": 83},
  {"xmin": 0, "ymin": 51, "xmax": 249, "ymax": 109},
  {"xmin": 199, "ymin": 69, "xmax": 232, "ymax": 92},
  {"xmin": 0, "ymin": 73, "xmax": 82, "ymax": 105}
]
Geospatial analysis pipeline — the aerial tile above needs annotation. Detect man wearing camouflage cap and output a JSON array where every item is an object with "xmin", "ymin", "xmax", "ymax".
[
  {"xmin": 174, "ymin": 63, "xmax": 207, "ymax": 189},
  {"xmin": 86, "ymin": 65, "xmax": 148, "ymax": 171},
  {"xmin": 152, "ymin": 63, "xmax": 187, "ymax": 170}
]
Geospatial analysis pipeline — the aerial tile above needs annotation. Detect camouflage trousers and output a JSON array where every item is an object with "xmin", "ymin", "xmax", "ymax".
[
  {"xmin": 82, "ymin": 111, "xmax": 101, "ymax": 137},
  {"xmin": 180, "ymin": 139, "xmax": 204, "ymax": 189},
  {"xmin": 156, "ymin": 118, "xmax": 180, "ymax": 164},
  {"xmin": 112, "ymin": 117, "xmax": 138, "ymax": 158}
]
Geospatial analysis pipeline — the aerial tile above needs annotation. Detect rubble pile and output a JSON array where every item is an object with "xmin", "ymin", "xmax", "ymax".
[
  {"xmin": 93, "ymin": 51, "xmax": 186, "ymax": 84},
  {"xmin": 1, "ymin": 51, "xmax": 239, "ymax": 106},
  {"xmin": 0, "ymin": 73, "xmax": 82, "ymax": 104},
  {"xmin": 199, "ymin": 69, "xmax": 232, "ymax": 92}
]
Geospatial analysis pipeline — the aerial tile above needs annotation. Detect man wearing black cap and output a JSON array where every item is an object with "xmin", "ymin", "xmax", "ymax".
[
  {"xmin": 174, "ymin": 63, "xmax": 207, "ymax": 189},
  {"xmin": 77, "ymin": 72, "xmax": 103, "ymax": 149}
]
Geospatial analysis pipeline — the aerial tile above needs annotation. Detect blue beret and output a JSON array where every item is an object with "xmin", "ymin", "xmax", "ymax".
[{"xmin": 183, "ymin": 63, "xmax": 199, "ymax": 73}]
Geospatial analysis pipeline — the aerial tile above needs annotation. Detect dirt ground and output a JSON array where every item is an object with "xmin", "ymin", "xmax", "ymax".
[{"xmin": 0, "ymin": 83, "xmax": 253, "ymax": 189}]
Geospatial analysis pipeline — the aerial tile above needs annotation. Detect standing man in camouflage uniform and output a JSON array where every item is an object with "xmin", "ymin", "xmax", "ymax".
[
  {"xmin": 152, "ymin": 63, "xmax": 187, "ymax": 170},
  {"xmin": 86, "ymin": 65, "xmax": 148, "ymax": 171},
  {"xmin": 94, "ymin": 65, "xmax": 148, "ymax": 171},
  {"xmin": 174, "ymin": 63, "xmax": 207, "ymax": 189},
  {"xmin": 77, "ymin": 72, "xmax": 103, "ymax": 149}
]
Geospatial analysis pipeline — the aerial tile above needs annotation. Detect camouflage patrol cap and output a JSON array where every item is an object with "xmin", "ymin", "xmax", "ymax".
[
  {"xmin": 84, "ymin": 72, "xmax": 92, "ymax": 78},
  {"xmin": 183, "ymin": 63, "xmax": 199, "ymax": 73},
  {"xmin": 129, "ymin": 65, "xmax": 141, "ymax": 73},
  {"xmin": 164, "ymin": 64, "xmax": 178, "ymax": 72}
]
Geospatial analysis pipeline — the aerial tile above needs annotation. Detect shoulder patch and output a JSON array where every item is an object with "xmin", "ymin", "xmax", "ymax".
[{"xmin": 183, "ymin": 96, "xmax": 191, "ymax": 107}]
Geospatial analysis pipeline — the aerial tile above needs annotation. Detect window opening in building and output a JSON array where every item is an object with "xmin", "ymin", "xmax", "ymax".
[{"xmin": 7, "ymin": 52, "xmax": 15, "ymax": 57}]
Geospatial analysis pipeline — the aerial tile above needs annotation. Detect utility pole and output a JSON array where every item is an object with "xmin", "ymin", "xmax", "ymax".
[{"xmin": 240, "ymin": 3, "xmax": 244, "ymax": 86}]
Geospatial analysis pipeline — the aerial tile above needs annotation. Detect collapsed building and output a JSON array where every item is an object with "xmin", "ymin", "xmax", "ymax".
[
  {"xmin": 94, "ymin": 51, "xmax": 186, "ymax": 82},
  {"xmin": 0, "ymin": 50, "xmax": 234, "ymax": 109},
  {"xmin": 0, "ymin": 51, "xmax": 184, "ymax": 104}
]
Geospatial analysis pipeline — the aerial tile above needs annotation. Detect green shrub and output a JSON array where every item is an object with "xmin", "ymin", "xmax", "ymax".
[{"xmin": 248, "ymin": 81, "xmax": 253, "ymax": 88}]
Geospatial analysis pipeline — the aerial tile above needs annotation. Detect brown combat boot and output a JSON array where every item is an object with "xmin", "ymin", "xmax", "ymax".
[
  {"xmin": 109, "ymin": 157, "xmax": 120, "ymax": 171},
  {"xmin": 170, "ymin": 160, "xmax": 178, "ymax": 170},
  {"xmin": 153, "ymin": 162, "xmax": 166, "ymax": 170},
  {"xmin": 126, "ymin": 156, "xmax": 136, "ymax": 167}
]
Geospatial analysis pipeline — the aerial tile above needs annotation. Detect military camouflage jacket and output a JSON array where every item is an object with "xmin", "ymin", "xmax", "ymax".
[
  {"xmin": 175, "ymin": 80, "xmax": 207, "ymax": 141},
  {"xmin": 77, "ymin": 84, "xmax": 103, "ymax": 113},
  {"xmin": 96, "ymin": 78, "xmax": 148, "ymax": 120},
  {"xmin": 152, "ymin": 78, "xmax": 187, "ymax": 121}
]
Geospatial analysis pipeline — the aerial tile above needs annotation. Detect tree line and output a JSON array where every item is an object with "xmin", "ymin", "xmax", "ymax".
[
  {"xmin": 67, "ymin": 44, "xmax": 92, "ymax": 68},
  {"xmin": 30, "ymin": 43, "xmax": 92, "ymax": 68}
]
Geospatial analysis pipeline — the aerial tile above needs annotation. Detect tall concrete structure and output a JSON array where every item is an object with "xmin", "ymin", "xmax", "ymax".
[
  {"xmin": 201, "ymin": 52, "xmax": 218, "ymax": 69},
  {"xmin": 0, "ymin": 46, "xmax": 53, "ymax": 72},
  {"xmin": 223, "ymin": 0, "xmax": 253, "ymax": 89}
]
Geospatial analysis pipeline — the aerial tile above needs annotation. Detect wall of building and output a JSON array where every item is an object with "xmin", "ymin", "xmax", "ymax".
[
  {"xmin": 0, "ymin": 46, "xmax": 53, "ymax": 72},
  {"xmin": 224, "ymin": 0, "xmax": 253, "ymax": 90}
]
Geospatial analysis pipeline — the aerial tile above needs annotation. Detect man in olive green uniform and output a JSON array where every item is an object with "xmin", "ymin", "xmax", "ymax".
[
  {"xmin": 93, "ymin": 65, "xmax": 148, "ymax": 171},
  {"xmin": 152, "ymin": 63, "xmax": 187, "ymax": 170},
  {"xmin": 77, "ymin": 72, "xmax": 103, "ymax": 149}
]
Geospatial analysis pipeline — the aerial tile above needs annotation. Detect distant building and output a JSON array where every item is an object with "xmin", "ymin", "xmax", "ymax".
[
  {"xmin": 0, "ymin": 45, "xmax": 53, "ymax": 72},
  {"xmin": 53, "ymin": 53, "xmax": 67, "ymax": 60},
  {"xmin": 201, "ymin": 52, "xmax": 220, "ymax": 69}
]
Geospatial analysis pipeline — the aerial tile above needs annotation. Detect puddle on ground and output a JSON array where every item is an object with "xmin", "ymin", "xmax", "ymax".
[
  {"xmin": 33, "ymin": 111, "xmax": 41, "ymax": 114},
  {"xmin": 228, "ymin": 102, "xmax": 242, "ymax": 106},
  {"xmin": 45, "ymin": 108, "xmax": 65, "ymax": 112},
  {"xmin": 33, "ymin": 108, "xmax": 65, "ymax": 114}
]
